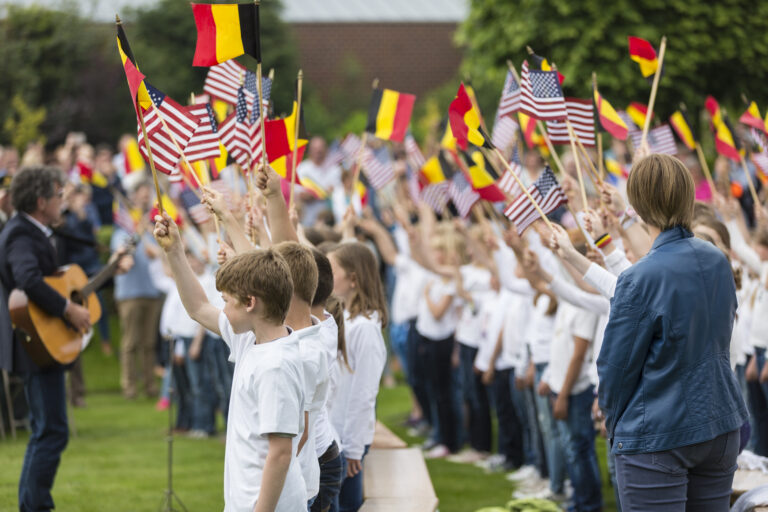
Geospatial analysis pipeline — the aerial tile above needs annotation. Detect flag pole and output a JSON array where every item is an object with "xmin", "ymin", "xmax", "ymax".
[
  {"xmin": 740, "ymin": 154, "xmax": 760, "ymax": 205},
  {"xmin": 288, "ymin": 69, "xmax": 304, "ymax": 210},
  {"xmin": 640, "ymin": 36, "xmax": 667, "ymax": 151},
  {"xmin": 137, "ymin": 107, "xmax": 165, "ymax": 216},
  {"xmin": 592, "ymin": 72, "xmax": 605, "ymax": 180},
  {"xmin": 575, "ymin": 136, "xmax": 603, "ymax": 185},
  {"xmin": 352, "ymin": 78, "xmax": 380, "ymax": 188},
  {"xmin": 565, "ymin": 119, "xmax": 589, "ymax": 209},
  {"xmin": 148, "ymin": 103, "xmax": 205, "ymax": 191},
  {"xmin": 680, "ymin": 102, "xmax": 717, "ymax": 198},
  {"xmin": 256, "ymin": 63, "xmax": 267, "ymax": 172},
  {"xmin": 493, "ymin": 147, "xmax": 553, "ymax": 231}
]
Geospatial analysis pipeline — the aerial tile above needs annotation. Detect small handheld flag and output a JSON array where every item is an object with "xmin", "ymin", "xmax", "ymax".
[
  {"xmin": 740, "ymin": 101, "xmax": 765, "ymax": 133},
  {"xmin": 593, "ymin": 88, "xmax": 628, "ymax": 140},
  {"xmin": 628, "ymin": 36, "xmax": 659, "ymax": 78},
  {"xmin": 449, "ymin": 83, "xmax": 493, "ymax": 150},
  {"xmin": 365, "ymin": 88, "xmax": 416, "ymax": 143},
  {"xmin": 669, "ymin": 111, "xmax": 696, "ymax": 151},
  {"xmin": 191, "ymin": 3, "xmax": 260, "ymax": 66}
]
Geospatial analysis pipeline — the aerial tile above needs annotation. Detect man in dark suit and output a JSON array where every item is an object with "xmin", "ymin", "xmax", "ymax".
[{"xmin": 0, "ymin": 166, "xmax": 91, "ymax": 512}]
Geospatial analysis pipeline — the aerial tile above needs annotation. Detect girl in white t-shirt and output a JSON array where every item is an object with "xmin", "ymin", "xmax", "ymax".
[{"xmin": 327, "ymin": 242, "xmax": 388, "ymax": 512}]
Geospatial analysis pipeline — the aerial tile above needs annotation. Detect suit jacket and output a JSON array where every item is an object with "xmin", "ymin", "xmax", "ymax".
[{"xmin": 0, "ymin": 214, "xmax": 67, "ymax": 374}]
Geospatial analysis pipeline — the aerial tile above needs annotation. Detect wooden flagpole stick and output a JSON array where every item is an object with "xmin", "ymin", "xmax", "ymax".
[
  {"xmin": 148, "ymin": 103, "xmax": 205, "ymax": 191},
  {"xmin": 592, "ymin": 72, "xmax": 605, "ymax": 180},
  {"xmin": 565, "ymin": 119, "xmax": 589, "ymax": 209},
  {"xmin": 640, "ymin": 36, "xmax": 667, "ymax": 150},
  {"xmin": 535, "ymin": 120, "xmax": 566, "ymax": 175},
  {"xmin": 575, "ymin": 136, "xmax": 603, "ymax": 185},
  {"xmin": 694, "ymin": 143, "xmax": 717, "ymax": 196},
  {"xmin": 198, "ymin": 159, "xmax": 221, "ymax": 238},
  {"xmin": 137, "ymin": 107, "xmax": 165, "ymax": 216},
  {"xmin": 566, "ymin": 204, "xmax": 592, "ymax": 243},
  {"xmin": 256, "ymin": 62, "xmax": 268, "ymax": 172},
  {"xmin": 493, "ymin": 147, "xmax": 554, "ymax": 231},
  {"xmin": 288, "ymin": 69, "xmax": 304, "ymax": 210},
  {"xmin": 740, "ymin": 154, "xmax": 760, "ymax": 205}
]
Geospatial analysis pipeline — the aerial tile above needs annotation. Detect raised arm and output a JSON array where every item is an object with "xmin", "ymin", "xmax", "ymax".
[
  {"xmin": 153, "ymin": 212, "xmax": 221, "ymax": 334},
  {"xmin": 358, "ymin": 216, "xmax": 398, "ymax": 266},
  {"xmin": 255, "ymin": 164, "xmax": 299, "ymax": 244},
  {"xmin": 200, "ymin": 186, "xmax": 254, "ymax": 254}
]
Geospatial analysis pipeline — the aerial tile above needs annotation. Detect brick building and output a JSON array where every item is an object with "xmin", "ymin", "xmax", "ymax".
[{"xmin": 282, "ymin": 0, "xmax": 467, "ymax": 103}]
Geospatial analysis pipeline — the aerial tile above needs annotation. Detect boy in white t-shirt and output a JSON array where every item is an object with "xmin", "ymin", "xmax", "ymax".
[{"xmin": 153, "ymin": 213, "xmax": 306, "ymax": 512}]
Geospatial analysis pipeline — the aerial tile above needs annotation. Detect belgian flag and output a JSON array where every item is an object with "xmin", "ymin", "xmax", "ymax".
[
  {"xmin": 626, "ymin": 102, "xmax": 650, "ymax": 130},
  {"xmin": 628, "ymin": 36, "xmax": 659, "ymax": 78},
  {"xmin": 740, "ymin": 101, "xmax": 765, "ymax": 133},
  {"xmin": 366, "ymin": 88, "xmax": 416, "ymax": 143},
  {"xmin": 264, "ymin": 101, "xmax": 308, "ymax": 180},
  {"xmin": 191, "ymin": 3, "xmax": 260, "ymax": 66},
  {"xmin": 593, "ymin": 88, "xmax": 628, "ymax": 141},
  {"xmin": 461, "ymin": 149, "xmax": 507, "ymax": 202},
  {"xmin": 449, "ymin": 83, "xmax": 493, "ymax": 151},
  {"xmin": 669, "ymin": 110, "xmax": 696, "ymax": 151},
  {"xmin": 116, "ymin": 23, "xmax": 151, "ymax": 114}
]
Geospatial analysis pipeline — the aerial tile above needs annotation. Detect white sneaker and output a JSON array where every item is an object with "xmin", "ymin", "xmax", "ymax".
[
  {"xmin": 424, "ymin": 444, "xmax": 451, "ymax": 459},
  {"xmin": 446, "ymin": 449, "xmax": 486, "ymax": 464},
  {"xmin": 475, "ymin": 453, "xmax": 506, "ymax": 470},
  {"xmin": 506, "ymin": 464, "xmax": 538, "ymax": 482}
]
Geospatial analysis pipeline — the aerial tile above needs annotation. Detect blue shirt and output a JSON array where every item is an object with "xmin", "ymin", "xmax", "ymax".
[
  {"xmin": 597, "ymin": 226, "xmax": 747, "ymax": 455},
  {"xmin": 110, "ymin": 229, "xmax": 162, "ymax": 301}
]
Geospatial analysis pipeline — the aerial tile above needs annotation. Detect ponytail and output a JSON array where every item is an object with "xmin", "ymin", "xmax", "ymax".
[{"xmin": 325, "ymin": 295, "xmax": 351, "ymax": 372}]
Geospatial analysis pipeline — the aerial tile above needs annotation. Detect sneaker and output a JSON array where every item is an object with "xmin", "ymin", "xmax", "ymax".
[
  {"xmin": 446, "ymin": 449, "xmax": 486, "ymax": 464},
  {"xmin": 155, "ymin": 397, "xmax": 170, "ymax": 411},
  {"xmin": 424, "ymin": 444, "xmax": 451, "ymax": 459},
  {"xmin": 506, "ymin": 464, "xmax": 538, "ymax": 482},
  {"xmin": 188, "ymin": 429, "xmax": 210, "ymax": 439},
  {"xmin": 421, "ymin": 438, "xmax": 439, "ymax": 451},
  {"xmin": 511, "ymin": 476, "xmax": 549, "ymax": 498},
  {"xmin": 475, "ymin": 453, "xmax": 507, "ymax": 471}
]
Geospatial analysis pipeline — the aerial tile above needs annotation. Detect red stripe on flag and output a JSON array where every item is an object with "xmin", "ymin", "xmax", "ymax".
[
  {"xmin": 192, "ymin": 4, "xmax": 218, "ymax": 67},
  {"xmin": 390, "ymin": 94, "xmax": 416, "ymax": 142}
]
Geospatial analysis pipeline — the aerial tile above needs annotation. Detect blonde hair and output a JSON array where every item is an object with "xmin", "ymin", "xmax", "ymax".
[
  {"xmin": 627, "ymin": 154, "xmax": 694, "ymax": 231},
  {"xmin": 215, "ymin": 249, "xmax": 293, "ymax": 324},
  {"xmin": 329, "ymin": 242, "xmax": 389, "ymax": 327},
  {"xmin": 273, "ymin": 241, "xmax": 319, "ymax": 304}
]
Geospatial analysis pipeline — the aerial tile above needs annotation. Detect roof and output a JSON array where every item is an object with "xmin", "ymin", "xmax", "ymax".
[{"xmin": 280, "ymin": 0, "xmax": 468, "ymax": 23}]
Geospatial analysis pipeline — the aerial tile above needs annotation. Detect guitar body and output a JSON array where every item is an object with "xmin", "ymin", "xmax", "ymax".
[{"xmin": 9, "ymin": 265, "xmax": 101, "ymax": 368}]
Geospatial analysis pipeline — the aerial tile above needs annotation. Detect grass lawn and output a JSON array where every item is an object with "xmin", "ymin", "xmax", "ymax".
[{"xmin": 0, "ymin": 328, "xmax": 618, "ymax": 511}]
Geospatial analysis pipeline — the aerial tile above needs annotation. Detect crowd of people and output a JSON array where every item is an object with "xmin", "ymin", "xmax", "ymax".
[{"xmin": 0, "ymin": 123, "xmax": 765, "ymax": 512}]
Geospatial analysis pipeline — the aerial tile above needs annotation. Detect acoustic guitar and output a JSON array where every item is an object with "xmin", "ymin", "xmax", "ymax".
[{"xmin": 9, "ymin": 238, "xmax": 137, "ymax": 368}]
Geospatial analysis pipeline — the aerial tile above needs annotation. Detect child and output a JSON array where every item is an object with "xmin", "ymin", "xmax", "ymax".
[
  {"xmin": 327, "ymin": 242, "xmax": 388, "ymax": 512},
  {"xmin": 153, "ymin": 213, "xmax": 307, "ymax": 512}
]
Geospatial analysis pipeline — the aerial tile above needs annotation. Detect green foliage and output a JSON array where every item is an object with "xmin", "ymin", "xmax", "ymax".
[
  {"xmin": 3, "ymin": 94, "xmax": 46, "ymax": 152},
  {"xmin": 456, "ymin": 0, "xmax": 768, "ymax": 131}
]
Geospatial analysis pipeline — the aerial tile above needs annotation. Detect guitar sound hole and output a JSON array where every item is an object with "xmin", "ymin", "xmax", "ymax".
[{"xmin": 70, "ymin": 291, "xmax": 84, "ymax": 306}]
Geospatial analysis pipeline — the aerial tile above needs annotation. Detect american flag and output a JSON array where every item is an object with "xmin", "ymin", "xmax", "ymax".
[
  {"xmin": 545, "ymin": 98, "xmax": 596, "ymax": 147},
  {"xmin": 504, "ymin": 166, "xmax": 567, "ymax": 234},
  {"xmin": 244, "ymin": 72, "xmax": 272, "ymax": 123},
  {"xmin": 405, "ymin": 134, "xmax": 426, "ymax": 171},
  {"xmin": 362, "ymin": 145, "xmax": 396, "ymax": 190},
  {"xmin": 496, "ymin": 69, "xmax": 521, "ymax": 118},
  {"xmin": 498, "ymin": 144, "xmax": 523, "ymax": 197},
  {"xmin": 752, "ymin": 151, "xmax": 768, "ymax": 180},
  {"xmin": 219, "ymin": 87, "xmax": 260, "ymax": 169},
  {"xmin": 186, "ymin": 103, "xmax": 221, "ymax": 162},
  {"xmin": 323, "ymin": 139, "xmax": 345, "ymax": 168},
  {"xmin": 519, "ymin": 60, "xmax": 568, "ymax": 121},
  {"xmin": 630, "ymin": 124, "xmax": 678, "ymax": 155},
  {"xmin": 137, "ymin": 83, "xmax": 201, "ymax": 175},
  {"xmin": 203, "ymin": 60, "xmax": 248, "ymax": 105},
  {"xmin": 340, "ymin": 133, "xmax": 362, "ymax": 166},
  {"xmin": 492, "ymin": 115, "xmax": 519, "ymax": 150},
  {"xmin": 449, "ymin": 172, "xmax": 480, "ymax": 218},
  {"xmin": 179, "ymin": 187, "xmax": 210, "ymax": 225},
  {"xmin": 421, "ymin": 181, "xmax": 450, "ymax": 214},
  {"xmin": 209, "ymin": 178, "xmax": 234, "ymax": 205}
]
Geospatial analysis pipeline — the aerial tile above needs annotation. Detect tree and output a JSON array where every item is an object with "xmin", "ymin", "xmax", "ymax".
[
  {"xmin": 455, "ymin": 0, "xmax": 768, "ymax": 134},
  {"xmin": 3, "ymin": 95, "xmax": 47, "ymax": 153}
]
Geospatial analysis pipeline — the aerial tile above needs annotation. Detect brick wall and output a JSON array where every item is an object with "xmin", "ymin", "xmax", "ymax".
[{"xmin": 289, "ymin": 22, "xmax": 462, "ymax": 104}]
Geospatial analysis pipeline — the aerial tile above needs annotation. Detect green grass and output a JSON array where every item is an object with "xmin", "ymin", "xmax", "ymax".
[{"xmin": 0, "ymin": 323, "xmax": 618, "ymax": 511}]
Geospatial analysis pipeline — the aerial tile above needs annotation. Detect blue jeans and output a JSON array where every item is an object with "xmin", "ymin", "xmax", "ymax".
[
  {"xmin": 19, "ymin": 369, "xmax": 69, "ymax": 512},
  {"xmin": 459, "ymin": 344, "xmax": 491, "ymax": 452},
  {"xmin": 208, "ymin": 336, "xmax": 233, "ymax": 422},
  {"xmin": 389, "ymin": 321, "xmax": 410, "ymax": 377},
  {"xmin": 423, "ymin": 334, "xmax": 459, "ymax": 451},
  {"xmin": 615, "ymin": 429, "xmax": 739, "ymax": 511},
  {"xmin": 407, "ymin": 321, "xmax": 431, "ymax": 426},
  {"xmin": 336, "ymin": 445, "xmax": 369, "ymax": 512},
  {"xmin": 311, "ymin": 442, "xmax": 344, "ymax": 512},
  {"xmin": 171, "ymin": 337, "xmax": 193, "ymax": 430},
  {"xmin": 492, "ymin": 368, "xmax": 523, "ymax": 468},
  {"xmin": 185, "ymin": 335, "xmax": 217, "ymax": 434},
  {"xmin": 510, "ymin": 372, "xmax": 543, "ymax": 471},
  {"xmin": 534, "ymin": 363, "xmax": 566, "ymax": 494},
  {"xmin": 554, "ymin": 386, "xmax": 602, "ymax": 512},
  {"xmin": 748, "ymin": 349, "xmax": 768, "ymax": 456}
]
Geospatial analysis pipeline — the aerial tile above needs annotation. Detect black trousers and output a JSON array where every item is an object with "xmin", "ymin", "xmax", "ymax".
[{"xmin": 423, "ymin": 333, "xmax": 459, "ymax": 453}]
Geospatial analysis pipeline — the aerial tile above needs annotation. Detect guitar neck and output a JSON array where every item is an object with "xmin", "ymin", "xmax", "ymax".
[{"xmin": 80, "ymin": 258, "xmax": 122, "ymax": 299}]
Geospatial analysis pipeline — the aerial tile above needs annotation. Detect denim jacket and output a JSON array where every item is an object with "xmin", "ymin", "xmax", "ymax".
[{"xmin": 597, "ymin": 226, "xmax": 748, "ymax": 455}]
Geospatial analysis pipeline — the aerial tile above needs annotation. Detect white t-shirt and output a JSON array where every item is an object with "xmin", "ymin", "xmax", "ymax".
[
  {"xmin": 149, "ymin": 259, "xmax": 199, "ymax": 339},
  {"xmin": 297, "ymin": 160, "xmax": 342, "ymax": 194},
  {"xmin": 391, "ymin": 254, "xmax": 428, "ymax": 325},
  {"xmin": 546, "ymin": 302, "xmax": 598, "ymax": 396},
  {"xmin": 500, "ymin": 290, "xmax": 534, "ymax": 375},
  {"xmin": 473, "ymin": 290, "xmax": 511, "ymax": 372},
  {"xmin": 330, "ymin": 311, "xmax": 386, "ymax": 460},
  {"xmin": 524, "ymin": 294, "xmax": 556, "ymax": 365},
  {"xmin": 415, "ymin": 276, "xmax": 462, "ymax": 340},
  {"xmin": 218, "ymin": 313, "xmax": 307, "ymax": 512},
  {"xmin": 455, "ymin": 266, "xmax": 493, "ymax": 347},
  {"xmin": 313, "ymin": 313, "xmax": 342, "ymax": 457},
  {"xmin": 295, "ymin": 319, "xmax": 329, "ymax": 501}
]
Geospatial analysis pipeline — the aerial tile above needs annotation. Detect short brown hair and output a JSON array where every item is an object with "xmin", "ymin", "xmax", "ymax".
[
  {"xmin": 329, "ymin": 242, "xmax": 389, "ymax": 327},
  {"xmin": 627, "ymin": 154, "xmax": 694, "ymax": 231},
  {"xmin": 215, "ymin": 249, "xmax": 293, "ymax": 324},
  {"xmin": 311, "ymin": 248, "xmax": 334, "ymax": 307},
  {"xmin": 273, "ymin": 241, "xmax": 318, "ymax": 304}
]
